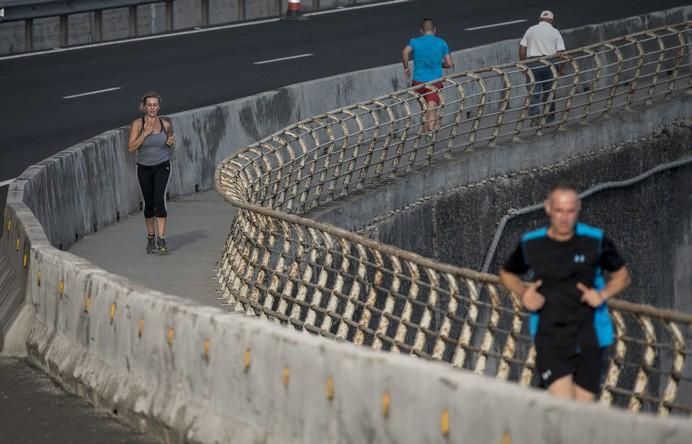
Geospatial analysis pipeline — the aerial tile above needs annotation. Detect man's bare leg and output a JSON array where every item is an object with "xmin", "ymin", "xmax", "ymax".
[
  {"xmin": 547, "ymin": 374, "xmax": 575, "ymax": 400},
  {"xmin": 574, "ymin": 384, "xmax": 596, "ymax": 402},
  {"xmin": 425, "ymin": 101, "xmax": 438, "ymax": 133}
]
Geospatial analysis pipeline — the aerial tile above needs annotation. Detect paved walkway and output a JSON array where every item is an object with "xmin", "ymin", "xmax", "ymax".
[
  {"xmin": 69, "ymin": 189, "xmax": 235, "ymax": 307},
  {"xmin": 0, "ymin": 190, "xmax": 235, "ymax": 444},
  {"xmin": 0, "ymin": 357, "xmax": 157, "ymax": 444}
]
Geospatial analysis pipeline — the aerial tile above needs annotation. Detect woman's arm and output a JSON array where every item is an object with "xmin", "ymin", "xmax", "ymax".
[{"xmin": 162, "ymin": 118, "xmax": 175, "ymax": 147}]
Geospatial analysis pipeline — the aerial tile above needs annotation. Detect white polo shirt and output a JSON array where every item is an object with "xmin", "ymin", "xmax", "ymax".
[{"xmin": 520, "ymin": 21, "xmax": 565, "ymax": 57}]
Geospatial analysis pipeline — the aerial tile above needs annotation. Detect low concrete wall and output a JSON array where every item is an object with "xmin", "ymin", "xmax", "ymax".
[
  {"xmin": 3, "ymin": 210, "xmax": 691, "ymax": 443},
  {"xmin": 1, "ymin": 7, "xmax": 691, "ymax": 442},
  {"xmin": 0, "ymin": 0, "xmax": 385, "ymax": 55}
]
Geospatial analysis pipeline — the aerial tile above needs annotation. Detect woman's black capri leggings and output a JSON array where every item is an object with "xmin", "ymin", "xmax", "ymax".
[{"xmin": 137, "ymin": 160, "xmax": 171, "ymax": 218}]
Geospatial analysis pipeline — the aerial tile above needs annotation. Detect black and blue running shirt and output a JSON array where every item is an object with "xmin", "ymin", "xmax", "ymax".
[{"xmin": 503, "ymin": 223, "xmax": 626, "ymax": 351}]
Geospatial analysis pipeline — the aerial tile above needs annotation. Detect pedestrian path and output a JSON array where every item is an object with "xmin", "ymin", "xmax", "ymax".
[
  {"xmin": 0, "ymin": 191, "xmax": 235, "ymax": 444},
  {"xmin": 70, "ymin": 190, "xmax": 235, "ymax": 307}
]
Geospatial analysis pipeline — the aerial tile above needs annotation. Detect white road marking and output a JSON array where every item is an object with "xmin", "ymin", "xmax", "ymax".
[
  {"xmin": 62, "ymin": 87, "xmax": 121, "ymax": 99},
  {"xmin": 0, "ymin": 0, "xmax": 412, "ymax": 61},
  {"xmin": 465, "ymin": 19, "xmax": 527, "ymax": 31},
  {"xmin": 254, "ymin": 53, "xmax": 314, "ymax": 65},
  {"xmin": 1, "ymin": 178, "xmax": 15, "ymax": 187}
]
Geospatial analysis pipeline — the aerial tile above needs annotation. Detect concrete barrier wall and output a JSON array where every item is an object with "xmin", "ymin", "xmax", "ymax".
[
  {"xmin": 3, "ymin": 201, "xmax": 692, "ymax": 443},
  {"xmin": 0, "ymin": 0, "xmax": 385, "ymax": 55},
  {"xmin": 1, "ymin": 7, "xmax": 692, "ymax": 442}
]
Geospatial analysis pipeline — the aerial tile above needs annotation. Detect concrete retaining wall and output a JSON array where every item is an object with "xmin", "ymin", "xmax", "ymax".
[{"xmin": 1, "ymin": 7, "xmax": 691, "ymax": 442}]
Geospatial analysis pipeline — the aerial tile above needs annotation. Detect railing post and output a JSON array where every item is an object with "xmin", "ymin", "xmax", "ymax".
[
  {"xmin": 666, "ymin": 27, "xmax": 687, "ymax": 100},
  {"xmin": 201, "ymin": 0, "xmax": 209, "ymax": 26},
  {"xmin": 165, "ymin": 0, "xmax": 174, "ymax": 32},
  {"xmin": 602, "ymin": 43, "xmax": 623, "ymax": 118},
  {"xmin": 128, "ymin": 5, "xmax": 137, "ymax": 38},
  {"xmin": 93, "ymin": 10, "xmax": 103, "ymax": 43},
  {"xmin": 238, "ymin": 0, "xmax": 246, "ymax": 21},
  {"xmin": 59, "ymin": 14, "xmax": 68, "ymax": 47},
  {"xmin": 24, "ymin": 18, "xmax": 33, "ymax": 51}
]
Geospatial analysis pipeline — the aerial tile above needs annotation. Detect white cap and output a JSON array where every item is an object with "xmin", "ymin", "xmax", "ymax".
[{"xmin": 540, "ymin": 10, "xmax": 554, "ymax": 20}]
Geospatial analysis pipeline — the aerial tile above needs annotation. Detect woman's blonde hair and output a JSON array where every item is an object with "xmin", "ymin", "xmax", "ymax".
[{"xmin": 139, "ymin": 91, "xmax": 162, "ymax": 113}]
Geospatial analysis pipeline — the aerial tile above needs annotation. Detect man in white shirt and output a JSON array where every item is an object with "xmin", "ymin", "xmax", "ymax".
[{"xmin": 519, "ymin": 10, "xmax": 565, "ymax": 123}]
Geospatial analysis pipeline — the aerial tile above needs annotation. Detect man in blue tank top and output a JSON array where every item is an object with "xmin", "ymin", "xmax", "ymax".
[
  {"xmin": 402, "ymin": 18, "xmax": 453, "ymax": 137},
  {"xmin": 500, "ymin": 183, "xmax": 631, "ymax": 402}
]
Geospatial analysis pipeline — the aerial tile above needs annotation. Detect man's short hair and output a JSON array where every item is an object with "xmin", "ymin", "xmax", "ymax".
[
  {"xmin": 420, "ymin": 18, "xmax": 435, "ymax": 32},
  {"xmin": 547, "ymin": 182, "xmax": 579, "ymax": 199}
]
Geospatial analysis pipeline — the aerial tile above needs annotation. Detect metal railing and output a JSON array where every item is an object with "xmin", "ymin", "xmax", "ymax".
[{"xmin": 215, "ymin": 23, "xmax": 692, "ymax": 416}]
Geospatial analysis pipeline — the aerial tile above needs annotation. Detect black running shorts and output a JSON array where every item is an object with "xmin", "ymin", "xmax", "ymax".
[{"xmin": 535, "ymin": 346, "xmax": 606, "ymax": 394}]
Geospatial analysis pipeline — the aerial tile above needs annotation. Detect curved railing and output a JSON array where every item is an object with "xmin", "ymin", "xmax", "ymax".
[{"xmin": 215, "ymin": 23, "xmax": 692, "ymax": 416}]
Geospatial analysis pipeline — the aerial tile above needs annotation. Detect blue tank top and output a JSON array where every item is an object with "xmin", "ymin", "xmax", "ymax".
[{"xmin": 136, "ymin": 117, "xmax": 171, "ymax": 166}]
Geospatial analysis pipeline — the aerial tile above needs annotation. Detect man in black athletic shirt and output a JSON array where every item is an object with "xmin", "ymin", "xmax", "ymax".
[{"xmin": 500, "ymin": 183, "xmax": 631, "ymax": 401}]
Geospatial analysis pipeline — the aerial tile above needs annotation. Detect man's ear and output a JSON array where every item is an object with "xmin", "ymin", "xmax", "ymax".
[{"xmin": 544, "ymin": 199, "xmax": 551, "ymax": 216}]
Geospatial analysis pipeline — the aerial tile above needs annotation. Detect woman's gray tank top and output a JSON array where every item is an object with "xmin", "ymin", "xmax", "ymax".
[{"xmin": 136, "ymin": 118, "xmax": 171, "ymax": 166}]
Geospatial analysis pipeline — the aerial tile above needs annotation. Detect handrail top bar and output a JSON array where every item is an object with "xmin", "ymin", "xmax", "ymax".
[
  {"xmin": 222, "ymin": 195, "xmax": 500, "ymax": 283},
  {"xmin": 221, "ymin": 195, "xmax": 692, "ymax": 325}
]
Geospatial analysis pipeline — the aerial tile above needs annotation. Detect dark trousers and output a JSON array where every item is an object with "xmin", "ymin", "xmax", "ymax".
[
  {"xmin": 528, "ymin": 63, "xmax": 557, "ymax": 121},
  {"xmin": 137, "ymin": 160, "xmax": 171, "ymax": 218}
]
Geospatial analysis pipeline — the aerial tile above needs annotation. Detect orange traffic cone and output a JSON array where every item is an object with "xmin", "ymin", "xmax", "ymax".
[{"xmin": 283, "ymin": 0, "xmax": 307, "ymax": 20}]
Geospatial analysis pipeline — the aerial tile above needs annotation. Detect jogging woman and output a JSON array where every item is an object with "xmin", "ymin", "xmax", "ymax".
[{"xmin": 127, "ymin": 91, "xmax": 175, "ymax": 254}]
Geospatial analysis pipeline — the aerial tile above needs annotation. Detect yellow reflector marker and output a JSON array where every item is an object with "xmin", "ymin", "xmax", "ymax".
[
  {"xmin": 138, "ymin": 319, "xmax": 145, "ymax": 338},
  {"xmin": 502, "ymin": 431, "xmax": 511, "ymax": 444},
  {"xmin": 282, "ymin": 366, "xmax": 290, "ymax": 387},
  {"xmin": 84, "ymin": 294, "xmax": 91, "ymax": 313},
  {"xmin": 109, "ymin": 303, "xmax": 116, "ymax": 321},
  {"xmin": 326, "ymin": 376, "xmax": 334, "ymax": 401},
  {"xmin": 382, "ymin": 391, "xmax": 391, "ymax": 418},
  {"xmin": 16, "ymin": 238, "xmax": 20, "ymax": 251},
  {"xmin": 203, "ymin": 338, "xmax": 210, "ymax": 360},
  {"xmin": 167, "ymin": 328, "xmax": 175, "ymax": 346},
  {"xmin": 243, "ymin": 348, "xmax": 251, "ymax": 371},
  {"xmin": 58, "ymin": 279, "xmax": 64, "ymax": 296},
  {"xmin": 441, "ymin": 409, "xmax": 450, "ymax": 436},
  {"xmin": 37, "ymin": 271, "xmax": 41, "ymax": 286},
  {"xmin": 23, "ymin": 254, "xmax": 27, "ymax": 268}
]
